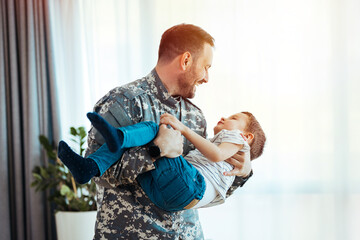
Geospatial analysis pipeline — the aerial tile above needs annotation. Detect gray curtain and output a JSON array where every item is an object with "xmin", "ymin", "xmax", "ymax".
[{"xmin": 0, "ymin": 0, "xmax": 60, "ymax": 239}]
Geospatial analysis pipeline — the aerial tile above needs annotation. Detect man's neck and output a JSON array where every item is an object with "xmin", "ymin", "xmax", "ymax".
[{"xmin": 155, "ymin": 63, "xmax": 179, "ymax": 96}]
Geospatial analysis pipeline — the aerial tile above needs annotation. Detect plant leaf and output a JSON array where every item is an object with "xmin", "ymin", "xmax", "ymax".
[
  {"xmin": 39, "ymin": 135, "xmax": 52, "ymax": 152},
  {"xmin": 70, "ymin": 127, "xmax": 77, "ymax": 136},
  {"xmin": 60, "ymin": 185, "xmax": 71, "ymax": 196},
  {"xmin": 39, "ymin": 167, "xmax": 49, "ymax": 179},
  {"xmin": 32, "ymin": 173, "xmax": 42, "ymax": 181}
]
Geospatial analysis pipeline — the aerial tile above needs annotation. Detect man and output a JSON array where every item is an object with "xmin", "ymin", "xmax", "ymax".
[{"xmin": 85, "ymin": 23, "xmax": 252, "ymax": 239}]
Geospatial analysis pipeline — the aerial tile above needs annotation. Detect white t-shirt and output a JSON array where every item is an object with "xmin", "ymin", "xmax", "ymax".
[{"xmin": 185, "ymin": 129, "xmax": 250, "ymax": 207}]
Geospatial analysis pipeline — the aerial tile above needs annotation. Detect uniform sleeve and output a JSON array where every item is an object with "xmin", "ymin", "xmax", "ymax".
[
  {"xmin": 226, "ymin": 170, "xmax": 253, "ymax": 198},
  {"xmin": 84, "ymin": 91, "xmax": 156, "ymax": 188}
]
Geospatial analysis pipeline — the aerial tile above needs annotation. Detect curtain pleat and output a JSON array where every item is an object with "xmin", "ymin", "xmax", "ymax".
[
  {"xmin": 0, "ymin": 2, "xmax": 12, "ymax": 237},
  {"xmin": 0, "ymin": 0, "xmax": 59, "ymax": 239}
]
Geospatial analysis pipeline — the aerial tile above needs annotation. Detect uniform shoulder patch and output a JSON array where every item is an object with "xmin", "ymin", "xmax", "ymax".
[
  {"xmin": 122, "ymin": 86, "xmax": 146, "ymax": 100},
  {"xmin": 106, "ymin": 77, "xmax": 148, "ymax": 101}
]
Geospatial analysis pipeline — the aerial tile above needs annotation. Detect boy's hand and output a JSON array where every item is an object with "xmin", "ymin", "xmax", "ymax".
[
  {"xmin": 224, "ymin": 150, "xmax": 252, "ymax": 177},
  {"xmin": 160, "ymin": 113, "xmax": 186, "ymax": 134}
]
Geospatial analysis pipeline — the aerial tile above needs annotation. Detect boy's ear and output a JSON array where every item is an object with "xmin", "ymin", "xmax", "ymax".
[
  {"xmin": 245, "ymin": 133, "xmax": 254, "ymax": 144},
  {"xmin": 180, "ymin": 52, "xmax": 192, "ymax": 71}
]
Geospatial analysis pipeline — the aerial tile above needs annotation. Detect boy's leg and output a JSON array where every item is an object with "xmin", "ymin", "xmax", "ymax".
[
  {"xmin": 87, "ymin": 112, "xmax": 159, "ymax": 152},
  {"xmin": 58, "ymin": 141, "xmax": 99, "ymax": 184},
  {"xmin": 58, "ymin": 113, "xmax": 159, "ymax": 184},
  {"xmin": 58, "ymin": 141, "xmax": 124, "ymax": 184},
  {"xmin": 136, "ymin": 156, "xmax": 206, "ymax": 212}
]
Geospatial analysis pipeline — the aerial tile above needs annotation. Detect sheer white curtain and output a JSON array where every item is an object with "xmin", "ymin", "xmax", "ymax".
[
  {"xmin": 49, "ymin": 0, "xmax": 360, "ymax": 239},
  {"xmin": 48, "ymin": 0, "xmax": 157, "ymax": 142}
]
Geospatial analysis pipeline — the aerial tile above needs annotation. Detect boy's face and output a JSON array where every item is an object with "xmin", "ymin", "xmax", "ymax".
[{"xmin": 213, "ymin": 113, "xmax": 249, "ymax": 135}]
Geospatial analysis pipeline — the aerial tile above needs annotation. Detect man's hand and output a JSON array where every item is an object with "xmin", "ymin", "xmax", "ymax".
[
  {"xmin": 153, "ymin": 124, "xmax": 183, "ymax": 158},
  {"xmin": 224, "ymin": 150, "xmax": 252, "ymax": 177}
]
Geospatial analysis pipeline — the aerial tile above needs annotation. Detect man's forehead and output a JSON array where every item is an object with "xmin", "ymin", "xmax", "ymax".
[{"xmin": 201, "ymin": 43, "xmax": 214, "ymax": 60}]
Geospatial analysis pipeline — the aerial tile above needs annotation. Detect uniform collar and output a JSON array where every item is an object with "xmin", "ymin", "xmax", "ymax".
[{"xmin": 147, "ymin": 69, "xmax": 179, "ymax": 107}]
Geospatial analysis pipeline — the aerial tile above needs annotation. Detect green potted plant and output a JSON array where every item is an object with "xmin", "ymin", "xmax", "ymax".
[{"xmin": 31, "ymin": 127, "xmax": 97, "ymax": 240}]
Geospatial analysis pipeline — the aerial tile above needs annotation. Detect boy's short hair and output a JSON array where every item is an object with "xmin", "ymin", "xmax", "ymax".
[
  {"xmin": 242, "ymin": 112, "xmax": 266, "ymax": 160},
  {"xmin": 158, "ymin": 23, "xmax": 215, "ymax": 63}
]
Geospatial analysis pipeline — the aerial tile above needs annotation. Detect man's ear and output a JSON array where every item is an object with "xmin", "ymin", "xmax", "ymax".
[
  {"xmin": 245, "ymin": 133, "xmax": 254, "ymax": 144},
  {"xmin": 180, "ymin": 52, "xmax": 192, "ymax": 71}
]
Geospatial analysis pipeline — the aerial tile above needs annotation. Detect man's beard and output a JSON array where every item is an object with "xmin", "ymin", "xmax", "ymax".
[{"xmin": 178, "ymin": 70, "xmax": 197, "ymax": 99}]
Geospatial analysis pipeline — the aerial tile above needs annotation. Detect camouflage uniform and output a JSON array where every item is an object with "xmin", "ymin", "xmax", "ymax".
[{"xmin": 85, "ymin": 69, "xmax": 250, "ymax": 239}]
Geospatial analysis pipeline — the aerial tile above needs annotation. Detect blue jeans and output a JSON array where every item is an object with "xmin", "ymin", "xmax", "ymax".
[
  {"xmin": 88, "ymin": 121, "xmax": 206, "ymax": 212},
  {"xmin": 137, "ymin": 156, "xmax": 206, "ymax": 212}
]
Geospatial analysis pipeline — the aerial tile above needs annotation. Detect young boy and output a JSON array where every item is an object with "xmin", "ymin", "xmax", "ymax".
[{"xmin": 58, "ymin": 111, "xmax": 266, "ymax": 211}]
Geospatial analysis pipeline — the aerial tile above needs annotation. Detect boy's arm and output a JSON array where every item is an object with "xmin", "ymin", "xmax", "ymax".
[{"xmin": 160, "ymin": 113, "xmax": 242, "ymax": 162}]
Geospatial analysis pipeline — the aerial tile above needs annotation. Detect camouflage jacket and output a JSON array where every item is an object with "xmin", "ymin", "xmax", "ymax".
[{"xmin": 85, "ymin": 69, "xmax": 249, "ymax": 239}]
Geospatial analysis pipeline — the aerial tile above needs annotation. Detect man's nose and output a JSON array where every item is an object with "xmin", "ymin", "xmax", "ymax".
[
  {"xmin": 203, "ymin": 71, "xmax": 209, "ymax": 83},
  {"xmin": 200, "ymin": 71, "xmax": 209, "ymax": 84}
]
